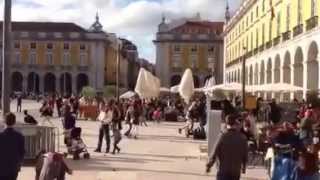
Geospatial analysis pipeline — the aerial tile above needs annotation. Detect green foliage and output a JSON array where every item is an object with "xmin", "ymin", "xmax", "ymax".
[
  {"xmin": 81, "ymin": 86, "xmax": 96, "ymax": 98},
  {"xmin": 103, "ymin": 85, "xmax": 116, "ymax": 98}
]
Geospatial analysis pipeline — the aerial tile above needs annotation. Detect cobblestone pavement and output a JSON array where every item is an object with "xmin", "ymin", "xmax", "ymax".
[{"xmin": 7, "ymin": 100, "xmax": 268, "ymax": 180}]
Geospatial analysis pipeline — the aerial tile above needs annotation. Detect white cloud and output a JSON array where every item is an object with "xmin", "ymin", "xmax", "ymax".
[{"xmin": 1, "ymin": 0, "xmax": 242, "ymax": 63}]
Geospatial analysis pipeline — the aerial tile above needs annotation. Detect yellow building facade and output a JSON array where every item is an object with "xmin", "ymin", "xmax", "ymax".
[
  {"xmin": 154, "ymin": 15, "xmax": 225, "ymax": 87},
  {"xmin": 7, "ymin": 20, "xmax": 107, "ymax": 95},
  {"xmin": 224, "ymin": 0, "xmax": 320, "ymax": 100}
]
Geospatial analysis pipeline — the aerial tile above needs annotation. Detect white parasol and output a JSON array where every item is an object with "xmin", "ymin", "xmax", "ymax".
[
  {"xmin": 135, "ymin": 68, "xmax": 160, "ymax": 98},
  {"xmin": 246, "ymin": 83, "xmax": 305, "ymax": 92},
  {"xmin": 179, "ymin": 69, "xmax": 194, "ymax": 103},
  {"xmin": 120, "ymin": 91, "xmax": 136, "ymax": 99}
]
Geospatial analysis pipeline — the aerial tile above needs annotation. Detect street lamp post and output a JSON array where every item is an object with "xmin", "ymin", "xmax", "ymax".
[
  {"xmin": 116, "ymin": 40, "xmax": 122, "ymax": 102},
  {"xmin": 242, "ymin": 47, "xmax": 247, "ymax": 109},
  {"xmin": 2, "ymin": 0, "xmax": 12, "ymax": 116}
]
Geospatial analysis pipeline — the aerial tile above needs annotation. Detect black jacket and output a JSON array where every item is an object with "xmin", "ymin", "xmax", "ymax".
[
  {"xmin": 0, "ymin": 128, "xmax": 25, "ymax": 175},
  {"xmin": 63, "ymin": 113, "xmax": 76, "ymax": 130}
]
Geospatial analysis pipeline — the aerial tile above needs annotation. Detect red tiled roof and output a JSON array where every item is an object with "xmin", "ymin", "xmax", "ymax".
[{"xmin": 0, "ymin": 21, "xmax": 87, "ymax": 32}]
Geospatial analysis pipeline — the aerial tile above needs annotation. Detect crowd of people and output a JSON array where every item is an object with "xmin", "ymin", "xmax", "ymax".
[
  {"xmin": 206, "ymin": 97, "xmax": 320, "ymax": 180},
  {"xmin": 6, "ymin": 90, "xmax": 320, "ymax": 180}
]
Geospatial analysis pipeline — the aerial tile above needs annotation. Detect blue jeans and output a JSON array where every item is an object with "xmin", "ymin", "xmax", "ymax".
[
  {"xmin": 217, "ymin": 173, "xmax": 240, "ymax": 180},
  {"xmin": 298, "ymin": 173, "xmax": 320, "ymax": 180}
]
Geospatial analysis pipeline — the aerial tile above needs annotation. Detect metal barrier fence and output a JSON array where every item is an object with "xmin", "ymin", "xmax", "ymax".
[{"xmin": 15, "ymin": 125, "xmax": 59, "ymax": 160}]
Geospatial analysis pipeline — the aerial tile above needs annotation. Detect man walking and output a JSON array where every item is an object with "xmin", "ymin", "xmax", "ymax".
[
  {"xmin": 206, "ymin": 114, "xmax": 248, "ymax": 180},
  {"xmin": 95, "ymin": 101, "xmax": 113, "ymax": 153},
  {"xmin": 0, "ymin": 113, "xmax": 25, "ymax": 180}
]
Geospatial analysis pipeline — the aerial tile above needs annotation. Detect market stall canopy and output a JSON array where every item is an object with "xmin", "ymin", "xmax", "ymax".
[
  {"xmin": 204, "ymin": 76, "xmax": 216, "ymax": 88},
  {"xmin": 160, "ymin": 87, "xmax": 170, "ymax": 92},
  {"xmin": 170, "ymin": 85, "xmax": 180, "ymax": 93},
  {"xmin": 204, "ymin": 82, "xmax": 242, "ymax": 92},
  {"xmin": 179, "ymin": 69, "xmax": 194, "ymax": 103},
  {"xmin": 134, "ymin": 68, "xmax": 161, "ymax": 98},
  {"xmin": 247, "ymin": 83, "xmax": 305, "ymax": 92},
  {"xmin": 120, "ymin": 91, "xmax": 136, "ymax": 99}
]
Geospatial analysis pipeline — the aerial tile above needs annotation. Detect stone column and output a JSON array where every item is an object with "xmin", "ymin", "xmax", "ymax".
[
  {"xmin": 72, "ymin": 73, "xmax": 76, "ymax": 95},
  {"xmin": 303, "ymin": 61, "xmax": 308, "ymax": 100},
  {"xmin": 39, "ymin": 74, "xmax": 44, "ymax": 94}
]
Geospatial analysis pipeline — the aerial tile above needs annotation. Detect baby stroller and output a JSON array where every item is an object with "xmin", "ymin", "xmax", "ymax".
[{"xmin": 64, "ymin": 127, "xmax": 90, "ymax": 160}]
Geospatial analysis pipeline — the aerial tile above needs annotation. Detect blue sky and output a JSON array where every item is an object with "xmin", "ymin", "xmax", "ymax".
[{"xmin": 2, "ymin": 0, "xmax": 241, "ymax": 63}]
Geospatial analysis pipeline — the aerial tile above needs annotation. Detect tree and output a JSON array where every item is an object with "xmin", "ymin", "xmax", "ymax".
[
  {"xmin": 103, "ymin": 85, "xmax": 116, "ymax": 98},
  {"xmin": 81, "ymin": 86, "xmax": 96, "ymax": 98}
]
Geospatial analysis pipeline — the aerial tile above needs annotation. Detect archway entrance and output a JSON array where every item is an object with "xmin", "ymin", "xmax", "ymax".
[
  {"xmin": 77, "ymin": 73, "xmax": 89, "ymax": 93},
  {"xmin": 27, "ymin": 72, "xmax": 40, "ymax": 94},
  {"xmin": 11, "ymin": 72, "xmax": 23, "ymax": 92},
  {"xmin": 193, "ymin": 75, "xmax": 200, "ymax": 88},
  {"xmin": 294, "ymin": 47, "xmax": 304, "ymax": 99},
  {"xmin": 260, "ymin": 61, "xmax": 265, "ymax": 84},
  {"xmin": 60, "ymin": 73, "xmax": 72, "ymax": 96},
  {"xmin": 170, "ymin": 75, "xmax": 181, "ymax": 86},
  {"xmin": 307, "ymin": 42, "xmax": 319, "ymax": 91},
  {"xmin": 44, "ymin": 73, "xmax": 56, "ymax": 94},
  {"xmin": 283, "ymin": 51, "xmax": 292, "ymax": 101}
]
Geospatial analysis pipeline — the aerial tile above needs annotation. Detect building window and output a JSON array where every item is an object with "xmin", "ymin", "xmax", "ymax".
[
  {"xmin": 251, "ymin": 11, "xmax": 253, "ymax": 22},
  {"xmin": 208, "ymin": 45, "xmax": 214, "ymax": 53},
  {"xmin": 262, "ymin": 0, "xmax": 265, "ymax": 12},
  {"xmin": 46, "ymin": 53, "xmax": 53, "ymax": 65},
  {"xmin": 297, "ymin": 0, "xmax": 302, "ymax": 24},
  {"xmin": 64, "ymin": 43, "xmax": 70, "ymax": 50},
  {"xmin": 30, "ymin": 42, "xmax": 36, "ymax": 49},
  {"xmin": 311, "ymin": 0, "xmax": 317, "ymax": 16},
  {"xmin": 208, "ymin": 57, "xmax": 215, "ymax": 71},
  {"xmin": 80, "ymin": 44, "xmax": 86, "ymax": 51},
  {"xmin": 174, "ymin": 45, "xmax": 180, "ymax": 52},
  {"xmin": 15, "ymin": 53, "xmax": 21, "ymax": 64},
  {"xmin": 190, "ymin": 55, "xmax": 197, "ymax": 68},
  {"xmin": 80, "ymin": 53, "xmax": 86, "ymax": 66},
  {"xmin": 172, "ymin": 54, "xmax": 180, "ymax": 68},
  {"xmin": 246, "ymin": 36, "xmax": 249, "ymax": 49},
  {"xmin": 256, "ymin": 28, "xmax": 259, "ymax": 48},
  {"xmin": 286, "ymin": 4, "xmax": 290, "ymax": 31},
  {"xmin": 29, "ymin": 53, "xmax": 36, "ymax": 65},
  {"xmin": 47, "ymin": 43, "xmax": 53, "ymax": 50},
  {"xmin": 14, "ymin": 42, "xmax": 20, "ymax": 49},
  {"xmin": 63, "ymin": 53, "xmax": 70, "ymax": 65},
  {"xmin": 251, "ymin": 32, "xmax": 253, "ymax": 50},
  {"xmin": 277, "ymin": 12, "xmax": 281, "ymax": 36},
  {"xmin": 256, "ymin": 6, "xmax": 259, "ymax": 17},
  {"xmin": 269, "ymin": 20, "xmax": 273, "ymax": 41},
  {"xmin": 190, "ymin": 45, "xmax": 197, "ymax": 53},
  {"xmin": 262, "ymin": 23, "xmax": 265, "ymax": 44}
]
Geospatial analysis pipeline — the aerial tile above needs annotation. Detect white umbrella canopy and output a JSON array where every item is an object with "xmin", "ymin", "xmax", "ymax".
[
  {"xmin": 160, "ymin": 87, "xmax": 170, "ymax": 92},
  {"xmin": 247, "ymin": 83, "xmax": 305, "ymax": 92},
  {"xmin": 205, "ymin": 82, "xmax": 242, "ymax": 92},
  {"xmin": 134, "ymin": 68, "xmax": 161, "ymax": 98},
  {"xmin": 170, "ymin": 85, "xmax": 180, "ymax": 93},
  {"xmin": 204, "ymin": 76, "xmax": 216, "ymax": 88},
  {"xmin": 120, "ymin": 91, "xmax": 136, "ymax": 99},
  {"xmin": 179, "ymin": 69, "xmax": 194, "ymax": 103}
]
